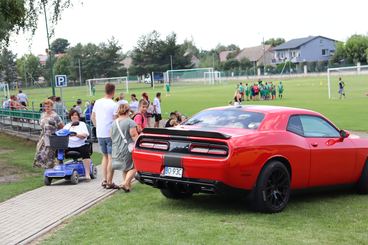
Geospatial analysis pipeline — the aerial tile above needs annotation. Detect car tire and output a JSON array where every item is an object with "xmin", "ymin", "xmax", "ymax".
[
  {"xmin": 357, "ymin": 160, "xmax": 368, "ymax": 194},
  {"xmin": 252, "ymin": 160, "xmax": 290, "ymax": 213},
  {"xmin": 160, "ymin": 186, "xmax": 193, "ymax": 199},
  {"xmin": 44, "ymin": 176, "xmax": 52, "ymax": 186},
  {"xmin": 90, "ymin": 165, "xmax": 97, "ymax": 179},
  {"xmin": 70, "ymin": 170, "xmax": 79, "ymax": 185}
]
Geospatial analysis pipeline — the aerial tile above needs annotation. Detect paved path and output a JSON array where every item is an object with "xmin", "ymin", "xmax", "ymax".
[{"xmin": 0, "ymin": 166, "xmax": 123, "ymax": 245}]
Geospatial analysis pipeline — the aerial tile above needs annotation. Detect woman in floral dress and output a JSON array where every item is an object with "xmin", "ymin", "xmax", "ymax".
[{"xmin": 33, "ymin": 99, "xmax": 64, "ymax": 168}]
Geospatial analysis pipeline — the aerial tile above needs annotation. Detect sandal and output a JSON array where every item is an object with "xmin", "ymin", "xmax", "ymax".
[
  {"xmin": 119, "ymin": 185, "xmax": 131, "ymax": 193},
  {"xmin": 101, "ymin": 180, "xmax": 107, "ymax": 188},
  {"xmin": 106, "ymin": 183, "xmax": 120, "ymax": 189}
]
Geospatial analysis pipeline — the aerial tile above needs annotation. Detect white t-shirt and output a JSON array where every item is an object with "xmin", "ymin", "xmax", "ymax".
[
  {"xmin": 17, "ymin": 93, "xmax": 27, "ymax": 103},
  {"xmin": 153, "ymin": 97, "xmax": 161, "ymax": 114},
  {"xmin": 63, "ymin": 121, "xmax": 89, "ymax": 148},
  {"xmin": 129, "ymin": 100, "xmax": 139, "ymax": 113},
  {"xmin": 114, "ymin": 99, "xmax": 129, "ymax": 115},
  {"xmin": 92, "ymin": 98, "xmax": 116, "ymax": 138}
]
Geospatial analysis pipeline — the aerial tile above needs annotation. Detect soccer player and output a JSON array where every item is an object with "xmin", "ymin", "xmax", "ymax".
[
  {"xmin": 245, "ymin": 83, "xmax": 250, "ymax": 101},
  {"xmin": 239, "ymin": 82, "xmax": 245, "ymax": 101},
  {"xmin": 278, "ymin": 81, "xmax": 284, "ymax": 99},
  {"xmin": 165, "ymin": 82, "xmax": 171, "ymax": 96},
  {"xmin": 338, "ymin": 77, "xmax": 345, "ymax": 99}
]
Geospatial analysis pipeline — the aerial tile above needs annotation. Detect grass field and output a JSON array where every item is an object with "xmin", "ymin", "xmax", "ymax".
[
  {"xmin": 18, "ymin": 75, "xmax": 368, "ymax": 131},
  {"xmin": 41, "ymin": 184, "xmax": 368, "ymax": 245},
  {"xmin": 0, "ymin": 133, "xmax": 102, "ymax": 202}
]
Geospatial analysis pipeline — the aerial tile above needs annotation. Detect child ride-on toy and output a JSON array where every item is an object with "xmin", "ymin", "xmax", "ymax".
[{"xmin": 43, "ymin": 122, "xmax": 97, "ymax": 185}]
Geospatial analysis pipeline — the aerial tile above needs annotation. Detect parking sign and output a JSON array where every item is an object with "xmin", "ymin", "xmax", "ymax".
[{"xmin": 55, "ymin": 75, "xmax": 68, "ymax": 87}]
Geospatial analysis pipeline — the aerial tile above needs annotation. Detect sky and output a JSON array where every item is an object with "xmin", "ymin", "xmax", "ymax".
[{"xmin": 9, "ymin": 0, "xmax": 368, "ymax": 57}]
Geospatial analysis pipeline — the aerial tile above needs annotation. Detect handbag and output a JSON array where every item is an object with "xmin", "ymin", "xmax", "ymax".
[{"xmin": 115, "ymin": 120, "xmax": 134, "ymax": 152}]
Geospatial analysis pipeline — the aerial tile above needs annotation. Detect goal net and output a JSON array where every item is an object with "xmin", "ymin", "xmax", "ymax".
[
  {"xmin": 87, "ymin": 76, "xmax": 128, "ymax": 96},
  {"xmin": 165, "ymin": 68, "xmax": 215, "ymax": 86},
  {"xmin": 327, "ymin": 65, "xmax": 368, "ymax": 99},
  {"xmin": 0, "ymin": 82, "xmax": 10, "ymax": 101},
  {"xmin": 204, "ymin": 71, "xmax": 222, "ymax": 84}
]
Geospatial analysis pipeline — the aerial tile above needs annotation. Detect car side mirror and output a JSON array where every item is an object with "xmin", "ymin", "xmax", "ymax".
[{"xmin": 340, "ymin": 130, "xmax": 350, "ymax": 139}]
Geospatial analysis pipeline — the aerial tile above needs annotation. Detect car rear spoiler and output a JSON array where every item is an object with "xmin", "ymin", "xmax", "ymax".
[{"xmin": 142, "ymin": 128, "xmax": 231, "ymax": 139}]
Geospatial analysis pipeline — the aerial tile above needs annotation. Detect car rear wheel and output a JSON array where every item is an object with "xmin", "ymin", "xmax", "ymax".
[
  {"xmin": 160, "ymin": 186, "xmax": 193, "ymax": 199},
  {"xmin": 252, "ymin": 161, "xmax": 290, "ymax": 213},
  {"xmin": 357, "ymin": 160, "xmax": 368, "ymax": 194}
]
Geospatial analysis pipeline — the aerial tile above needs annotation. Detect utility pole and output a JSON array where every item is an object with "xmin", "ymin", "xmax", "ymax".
[
  {"xmin": 42, "ymin": 0, "xmax": 55, "ymax": 96},
  {"xmin": 170, "ymin": 55, "xmax": 173, "ymax": 70},
  {"xmin": 78, "ymin": 58, "xmax": 82, "ymax": 86}
]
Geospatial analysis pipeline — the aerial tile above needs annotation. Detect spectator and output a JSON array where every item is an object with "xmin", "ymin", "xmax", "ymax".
[
  {"xmin": 111, "ymin": 103, "xmax": 138, "ymax": 192},
  {"xmin": 63, "ymin": 110, "xmax": 91, "ymax": 180},
  {"xmin": 2, "ymin": 96, "xmax": 10, "ymax": 109},
  {"xmin": 54, "ymin": 97, "xmax": 67, "ymax": 120},
  {"xmin": 129, "ymin": 94, "xmax": 139, "ymax": 113},
  {"xmin": 133, "ymin": 99, "xmax": 148, "ymax": 134},
  {"xmin": 33, "ymin": 99, "xmax": 64, "ymax": 168},
  {"xmin": 17, "ymin": 90, "xmax": 28, "ymax": 107},
  {"xmin": 114, "ymin": 92, "xmax": 128, "ymax": 116},
  {"xmin": 10, "ymin": 95, "xmax": 23, "ymax": 110},
  {"xmin": 75, "ymin": 99, "xmax": 83, "ymax": 116},
  {"xmin": 153, "ymin": 92, "xmax": 162, "ymax": 128},
  {"xmin": 92, "ymin": 83, "xmax": 116, "ymax": 189},
  {"xmin": 165, "ymin": 112, "xmax": 179, "ymax": 127},
  {"xmin": 141, "ymin": 92, "xmax": 153, "ymax": 127}
]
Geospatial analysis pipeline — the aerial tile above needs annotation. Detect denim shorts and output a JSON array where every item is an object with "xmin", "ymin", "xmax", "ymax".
[{"xmin": 98, "ymin": 137, "xmax": 112, "ymax": 155}]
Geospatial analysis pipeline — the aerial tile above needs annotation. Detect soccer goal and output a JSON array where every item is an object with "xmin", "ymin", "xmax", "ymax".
[
  {"xmin": 87, "ymin": 76, "xmax": 128, "ymax": 96},
  {"xmin": 165, "ymin": 68, "xmax": 215, "ymax": 86},
  {"xmin": 327, "ymin": 64, "xmax": 368, "ymax": 99},
  {"xmin": 204, "ymin": 71, "xmax": 222, "ymax": 84},
  {"xmin": 0, "ymin": 82, "xmax": 10, "ymax": 100}
]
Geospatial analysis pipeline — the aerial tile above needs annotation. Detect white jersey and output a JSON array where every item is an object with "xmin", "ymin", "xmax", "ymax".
[{"xmin": 153, "ymin": 97, "xmax": 161, "ymax": 114}]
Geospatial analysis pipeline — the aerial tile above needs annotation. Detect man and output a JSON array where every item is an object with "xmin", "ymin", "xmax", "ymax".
[
  {"xmin": 338, "ymin": 77, "xmax": 345, "ymax": 99},
  {"xmin": 92, "ymin": 83, "xmax": 117, "ymax": 188},
  {"xmin": 114, "ymin": 92, "xmax": 129, "ymax": 116},
  {"xmin": 153, "ymin": 92, "xmax": 162, "ymax": 128},
  {"xmin": 2, "ymin": 96, "xmax": 10, "ymax": 109},
  {"xmin": 17, "ymin": 90, "xmax": 28, "ymax": 107},
  {"xmin": 239, "ymin": 82, "xmax": 244, "ymax": 101},
  {"xmin": 278, "ymin": 81, "xmax": 284, "ymax": 99}
]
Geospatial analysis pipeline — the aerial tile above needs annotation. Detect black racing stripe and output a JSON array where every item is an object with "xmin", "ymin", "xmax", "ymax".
[{"xmin": 163, "ymin": 154, "xmax": 182, "ymax": 168}]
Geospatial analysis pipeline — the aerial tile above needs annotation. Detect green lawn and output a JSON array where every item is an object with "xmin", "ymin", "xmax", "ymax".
[
  {"xmin": 41, "ymin": 184, "xmax": 368, "ymax": 245},
  {"xmin": 19, "ymin": 75, "xmax": 368, "ymax": 131},
  {"xmin": 0, "ymin": 133, "xmax": 102, "ymax": 202}
]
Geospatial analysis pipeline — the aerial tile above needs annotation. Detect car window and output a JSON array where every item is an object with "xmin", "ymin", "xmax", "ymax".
[
  {"xmin": 299, "ymin": 115, "xmax": 340, "ymax": 138},
  {"xmin": 287, "ymin": 115, "xmax": 304, "ymax": 136},
  {"xmin": 183, "ymin": 109, "xmax": 265, "ymax": 129}
]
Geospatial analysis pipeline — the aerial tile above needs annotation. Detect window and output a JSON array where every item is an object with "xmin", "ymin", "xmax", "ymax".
[
  {"xmin": 299, "ymin": 115, "xmax": 340, "ymax": 138},
  {"xmin": 322, "ymin": 49, "xmax": 329, "ymax": 56},
  {"xmin": 183, "ymin": 109, "xmax": 265, "ymax": 129},
  {"xmin": 287, "ymin": 115, "xmax": 304, "ymax": 136}
]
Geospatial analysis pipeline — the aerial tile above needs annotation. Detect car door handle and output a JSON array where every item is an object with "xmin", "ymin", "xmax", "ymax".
[{"xmin": 311, "ymin": 143, "xmax": 318, "ymax": 147}]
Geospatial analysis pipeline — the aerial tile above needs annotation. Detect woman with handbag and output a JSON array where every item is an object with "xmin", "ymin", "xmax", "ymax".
[{"xmin": 111, "ymin": 103, "xmax": 139, "ymax": 191}]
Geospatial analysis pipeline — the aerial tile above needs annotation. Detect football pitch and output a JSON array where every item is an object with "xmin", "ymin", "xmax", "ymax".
[{"xmin": 22, "ymin": 74, "xmax": 368, "ymax": 131}]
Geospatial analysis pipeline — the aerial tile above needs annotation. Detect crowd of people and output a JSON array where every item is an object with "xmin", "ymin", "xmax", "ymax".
[
  {"xmin": 2, "ymin": 90, "xmax": 29, "ymax": 110},
  {"xmin": 232, "ymin": 80, "xmax": 284, "ymax": 105}
]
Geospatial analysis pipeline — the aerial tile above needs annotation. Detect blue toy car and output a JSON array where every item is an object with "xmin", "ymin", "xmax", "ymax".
[{"xmin": 43, "ymin": 123, "xmax": 97, "ymax": 185}]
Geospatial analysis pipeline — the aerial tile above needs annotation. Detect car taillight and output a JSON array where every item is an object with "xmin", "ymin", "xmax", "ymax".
[
  {"xmin": 189, "ymin": 144, "xmax": 228, "ymax": 156},
  {"xmin": 139, "ymin": 140, "xmax": 169, "ymax": 151}
]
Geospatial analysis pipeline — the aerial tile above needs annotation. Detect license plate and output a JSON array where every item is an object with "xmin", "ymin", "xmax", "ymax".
[{"xmin": 164, "ymin": 167, "xmax": 183, "ymax": 178}]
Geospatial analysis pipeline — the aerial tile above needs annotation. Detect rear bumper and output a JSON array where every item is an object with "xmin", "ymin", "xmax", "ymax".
[{"xmin": 136, "ymin": 172, "xmax": 245, "ymax": 195}]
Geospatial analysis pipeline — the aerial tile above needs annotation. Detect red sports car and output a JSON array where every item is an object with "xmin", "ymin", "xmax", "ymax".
[{"xmin": 133, "ymin": 105, "xmax": 368, "ymax": 213}]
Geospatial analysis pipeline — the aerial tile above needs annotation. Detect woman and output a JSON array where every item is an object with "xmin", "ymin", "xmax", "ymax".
[
  {"xmin": 111, "ymin": 104, "xmax": 139, "ymax": 191},
  {"xmin": 141, "ymin": 92, "xmax": 152, "ymax": 127},
  {"xmin": 133, "ymin": 99, "xmax": 149, "ymax": 134},
  {"xmin": 34, "ymin": 99, "xmax": 64, "ymax": 168},
  {"xmin": 64, "ymin": 110, "xmax": 92, "ymax": 180}
]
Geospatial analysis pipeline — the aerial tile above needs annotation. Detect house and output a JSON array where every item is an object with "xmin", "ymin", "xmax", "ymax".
[
  {"xmin": 219, "ymin": 50, "xmax": 235, "ymax": 62},
  {"xmin": 235, "ymin": 44, "xmax": 274, "ymax": 66},
  {"xmin": 273, "ymin": 36, "xmax": 337, "ymax": 64}
]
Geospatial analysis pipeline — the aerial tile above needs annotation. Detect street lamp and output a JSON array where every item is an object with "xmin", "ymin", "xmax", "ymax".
[{"xmin": 42, "ymin": 0, "xmax": 55, "ymax": 96}]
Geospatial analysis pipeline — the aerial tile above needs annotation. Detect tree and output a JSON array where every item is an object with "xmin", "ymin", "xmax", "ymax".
[
  {"xmin": 330, "ymin": 41, "xmax": 346, "ymax": 64},
  {"xmin": 131, "ymin": 31, "xmax": 192, "ymax": 76},
  {"xmin": 0, "ymin": 48, "xmax": 18, "ymax": 85},
  {"xmin": 16, "ymin": 54, "xmax": 42, "ymax": 86},
  {"xmin": 51, "ymin": 38, "xmax": 70, "ymax": 54},
  {"xmin": 344, "ymin": 34, "xmax": 368, "ymax": 64},
  {"xmin": 264, "ymin": 38, "xmax": 285, "ymax": 47},
  {"xmin": 0, "ymin": 0, "xmax": 72, "ymax": 47},
  {"xmin": 223, "ymin": 59, "xmax": 240, "ymax": 71}
]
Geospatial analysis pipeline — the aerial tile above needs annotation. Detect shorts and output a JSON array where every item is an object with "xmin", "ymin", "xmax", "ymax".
[
  {"xmin": 20, "ymin": 102, "xmax": 27, "ymax": 107},
  {"xmin": 98, "ymin": 137, "xmax": 112, "ymax": 155},
  {"xmin": 154, "ymin": 114, "xmax": 162, "ymax": 122},
  {"xmin": 65, "ymin": 144, "xmax": 91, "ymax": 159}
]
